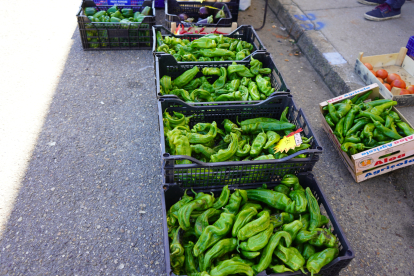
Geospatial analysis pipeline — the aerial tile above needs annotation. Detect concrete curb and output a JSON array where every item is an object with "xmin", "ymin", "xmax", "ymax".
[{"xmin": 268, "ymin": 0, "xmax": 365, "ymax": 97}]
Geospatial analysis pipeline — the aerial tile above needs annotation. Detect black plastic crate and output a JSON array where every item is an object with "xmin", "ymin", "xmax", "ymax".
[
  {"xmin": 155, "ymin": 51, "xmax": 290, "ymax": 101},
  {"xmin": 165, "ymin": 0, "xmax": 233, "ymax": 29},
  {"xmin": 158, "ymin": 95, "xmax": 322, "ymax": 187},
  {"xmin": 161, "ymin": 172, "xmax": 355, "ymax": 276},
  {"xmin": 77, "ymin": 0, "xmax": 156, "ymax": 50},
  {"xmin": 225, "ymin": 0, "xmax": 240, "ymax": 22},
  {"xmin": 152, "ymin": 25, "xmax": 266, "ymax": 61}
]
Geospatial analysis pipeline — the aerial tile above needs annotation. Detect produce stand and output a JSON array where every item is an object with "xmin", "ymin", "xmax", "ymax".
[
  {"xmin": 155, "ymin": 52, "xmax": 289, "ymax": 101},
  {"xmin": 153, "ymin": 25, "xmax": 266, "ymax": 60},
  {"xmin": 165, "ymin": 1, "xmax": 233, "ymax": 30},
  {"xmin": 320, "ymin": 84, "xmax": 414, "ymax": 183},
  {"xmin": 77, "ymin": 0, "xmax": 155, "ymax": 50},
  {"xmin": 355, "ymin": 47, "xmax": 414, "ymax": 106},
  {"xmin": 161, "ymin": 173, "xmax": 354, "ymax": 276},
  {"xmin": 159, "ymin": 95, "xmax": 322, "ymax": 186}
]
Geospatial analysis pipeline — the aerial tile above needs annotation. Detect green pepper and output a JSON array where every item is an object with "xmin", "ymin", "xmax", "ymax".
[
  {"xmin": 327, "ymin": 103, "xmax": 340, "ymax": 124},
  {"xmin": 184, "ymin": 241, "xmax": 198, "ymax": 275},
  {"xmin": 191, "ymin": 39, "xmax": 216, "ymax": 49},
  {"xmin": 239, "ymin": 85, "xmax": 250, "ymax": 101},
  {"xmin": 246, "ymin": 189, "xmax": 297, "ymax": 213},
  {"xmin": 194, "ymin": 208, "xmax": 222, "ymax": 237},
  {"xmin": 343, "ymin": 105, "xmax": 360, "ymax": 135},
  {"xmin": 236, "ymin": 51, "xmax": 246, "ymax": 60},
  {"xmin": 187, "ymin": 122, "xmax": 217, "ymax": 144},
  {"xmin": 333, "ymin": 117, "xmax": 345, "ymax": 143},
  {"xmin": 240, "ymin": 250, "xmax": 260, "ymax": 259},
  {"xmin": 269, "ymin": 264, "xmax": 294, "ymax": 273},
  {"xmin": 203, "ymin": 238, "xmax": 238, "ymax": 271},
  {"xmin": 193, "ymin": 212, "xmax": 235, "ymax": 257},
  {"xmin": 168, "ymin": 190, "xmax": 193, "ymax": 224},
  {"xmin": 215, "ymin": 91, "xmax": 242, "ymax": 101},
  {"xmin": 250, "ymin": 131, "xmax": 267, "ymax": 157},
  {"xmin": 247, "ymin": 82, "xmax": 260, "ymax": 101},
  {"xmin": 237, "ymin": 210, "xmax": 270, "ymax": 241},
  {"xmin": 199, "ymin": 48, "xmax": 235, "ymax": 58},
  {"xmin": 210, "ymin": 132, "xmax": 238, "ymax": 162},
  {"xmin": 335, "ymin": 100, "xmax": 352, "ymax": 118},
  {"xmin": 361, "ymin": 123, "xmax": 375, "ymax": 143},
  {"xmin": 325, "ymin": 114, "xmax": 335, "ymax": 128},
  {"xmin": 212, "ymin": 67, "xmax": 227, "ymax": 90},
  {"xmin": 274, "ymin": 184, "xmax": 290, "ymax": 195},
  {"xmin": 255, "ymin": 74, "xmax": 274, "ymax": 96},
  {"xmin": 227, "ymin": 79, "xmax": 241, "ymax": 91},
  {"xmin": 346, "ymin": 118, "xmax": 370, "ymax": 136},
  {"xmin": 170, "ymin": 227, "xmax": 185, "ymax": 275},
  {"xmin": 354, "ymin": 90, "xmax": 373, "ymax": 104},
  {"xmin": 252, "ymin": 231, "xmax": 292, "ymax": 274},
  {"xmin": 373, "ymin": 120, "xmax": 403, "ymax": 140},
  {"xmin": 202, "ymin": 67, "xmax": 221, "ymax": 76},
  {"xmin": 85, "ymin": 7, "xmax": 97, "ymax": 16},
  {"xmin": 236, "ymin": 66, "xmax": 255, "ymax": 78},
  {"xmin": 286, "ymin": 143, "xmax": 311, "ymax": 156},
  {"xmin": 209, "ymin": 258, "xmax": 254, "ymax": 276},
  {"xmin": 294, "ymin": 228, "xmax": 320, "ymax": 244},
  {"xmin": 183, "ymin": 78, "xmax": 201, "ymax": 91},
  {"xmin": 396, "ymin": 121, "xmax": 414, "ymax": 136},
  {"xmin": 275, "ymin": 244, "xmax": 306, "ymax": 273},
  {"xmin": 302, "ymin": 243, "xmax": 316, "ymax": 260},
  {"xmin": 356, "ymin": 110, "xmax": 385, "ymax": 123},
  {"xmin": 282, "ymin": 220, "xmax": 303, "ymax": 240},
  {"xmin": 140, "ymin": 6, "xmax": 151, "ymax": 16},
  {"xmin": 232, "ymin": 206, "xmax": 258, "ymax": 237},
  {"xmin": 240, "ymin": 202, "xmax": 262, "ymax": 212},
  {"xmin": 373, "ymin": 128, "xmax": 388, "ymax": 142},
  {"xmin": 212, "ymin": 185, "xmax": 230, "ymax": 209},
  {"xmin": 307, "ymin": 247, "xmax": 339, "ymax": 276},
  {"xmin": 239, "ymin": 224, "xmax": 274, "ymax": 251},
  {"xmin": 306, "ymin": 187, "xmax": 325, "ymax": 231},
  {"xmin": 242, "ymin": 121, "xmax": 296, "ymax": 134},
  {"xmin": 289, "ymin": 189, "xmax": 307, "ymax": 213},
  {"xmin": 178, "ymin": 192, "xmax": 214, "ymax": 230},
  {"xmin": 388, "ymin": 110, "xmax": 401, "ymax": 121},
  {"xmin": 172, "ymin": 135, "xmax": 192, "ymax": 165},
  {"xmin": 227, "ymin": 64, "xmax": 245, "ymax": 75},
  {"xmin": 280, "ymin": 174, "xmax": 302, "ymax": 190},
  {"xmin": 370, "ymin": 101, "xmax": 397, "ymax": 116},
  {"xmin": 223, "ymin": 189, "xmax": 245, "ymax": 215},
  {"xmin": 240, "ymin": 77, "xmax": 251, "ymax": 86},
  {"xmin": 344, "ymin": 132, "xmax": 361, "ymax": 143},
  {"xmin": 341, "ymin": 142, "xmax": 372, "ymax": 152},
  {"xmin": 236, "ymin": 142, "xmax": 251, "ymax": 157},
  {"xmin": 173, "ymin": 66, "xmax": 200, "ymax": 88},
  {"xmin": 190, "ymin": 89, "xmax": 214, "ymax": 102},
  {"xmin": 249, "ymin": 57, "xmax": 262, "ymax": 75},
  {"xmin": 262, "ymin": 131, "xmax": 280, "ymax": 149}
]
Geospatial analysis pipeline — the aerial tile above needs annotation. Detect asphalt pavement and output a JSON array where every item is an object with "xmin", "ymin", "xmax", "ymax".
[{"xmin": 0, "ymin": 0, "xmax": 413, "ymax": 276}]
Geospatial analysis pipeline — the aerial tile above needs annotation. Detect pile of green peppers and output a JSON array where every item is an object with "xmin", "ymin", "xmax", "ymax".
[
  {"xmin": 160, "ymin": 58, "xmax": 277, "ymax": 102},
  {"xmin": 164, "ymin": 107, "xmax": 313, "ymax": 164},
  {"xmin": 167, "ymin": 175, "xmax": 340, "ymax": 276},
  {"xmin": 324, "ymin": 90, "xmax": 414, "ymax": 156},
  {"xmin": 156, "ymin": 31, "xmax": 255, "ymax": 62},
  {"xmin": 83, "ymin": 5, "xmax": 152, "ymax": 48}
]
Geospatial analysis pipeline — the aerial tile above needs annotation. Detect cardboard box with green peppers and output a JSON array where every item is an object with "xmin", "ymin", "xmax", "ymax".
[
  {"xmin": 320, "ymin": 84, "xmax": 414, "ymax": 182},
  {"xmin": 166, "ymin": 175, "xmax": 343, "ymax": 275}
]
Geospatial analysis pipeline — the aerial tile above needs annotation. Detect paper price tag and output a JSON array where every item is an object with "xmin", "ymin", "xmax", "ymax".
[
  {"xmin": 108, "ymin": 0, "xmax": 131, "ymax": 5},
  {"xmin": 273, "ymin": 129, "xmax": 303, "ymax": 153}
]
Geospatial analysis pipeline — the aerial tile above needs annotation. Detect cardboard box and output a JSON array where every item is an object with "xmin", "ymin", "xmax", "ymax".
[
  {"xmin": 355, "ymin": 47, "xmax": 414, "ymax": 106},
  {"xmin": 319, "ymin": 84, "xmax": 414, "ymax": 182}
]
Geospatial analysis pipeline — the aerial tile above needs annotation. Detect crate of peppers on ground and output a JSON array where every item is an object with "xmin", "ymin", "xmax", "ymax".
[{"xmin": 151, "ymin": 24, "xmax": 359, "ymax": 275}]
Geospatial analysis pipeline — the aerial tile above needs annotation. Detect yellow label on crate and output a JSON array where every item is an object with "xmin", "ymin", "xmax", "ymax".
[{"xmin": 274, "ymin": 129, "xmax": 303, "ymax": 153}]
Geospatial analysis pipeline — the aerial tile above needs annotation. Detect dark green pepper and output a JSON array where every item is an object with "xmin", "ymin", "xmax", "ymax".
[
  {"xmin": 327, "ymin": 103, "xmax": 340, "ymax": 123},
  {"xmin": 170, "ymin": 227, "xmax": 185, "ymax": 275},
  {"xmin": 213, "ymin": 67, "xmax": 227, "ymax": 90},
  {"xmin": 239, "ymin": 224, "xmax": 274, "ymax": 251},
  {"xmin": 246, "ymin": 189, "xmax": 297, "ymax": 213},
  {"xmin": 346, "ymin": 118, "xmax": 370, "ymax": 136},
  {"xmin": 85, "ymin": 7, "xmax": 97, "ymax": 16},
  {"xmin": 174, "ymin": 66, "xmax": 200, "ymax": 88},
  {"xmin": 289, "ymin": 189, "xmax": 307, "ymax": 213},
  {"xmin": 343, "ymin": 105, "xmax": 360, "ymax": 135},
  {"xmin": 302, "ymin": 243, "xmax": 316, "ymax": 260},
  {"xmin": 295, "ymin": 228, "xmax": 320, "ymax": 244},
  {"xmin": 202, "ymin": 238, "xmax": 238, "ymax": 271},
  {"xmin": 232, "ymin": 206, "xmax": 258, "ymax": 237},
  {"xmin": 210, "ymin": 132, "xmax": 238, "ymax": 162},
  {"xmin": 212, "ymin": 185, "xmax": 230, "ymax": 209},
  {"xmin": 361, "ymin": 123, "xmax": 375, "ymax": 143},
  {"xmin": 274, "ymin": 184, "xmax": 290, "ymax": 195},
  {"xmin": 275, "ymin": 244, "xmax": 306, "ymax": 273},
  {"xmin": 195, "ymin": 208, "xmax": 222, "ymax": 237},
  {"xmin": 306, "ymin": 247, "xmax": 339, "ymax": 275},
  {"xmin": 325, "ymin": 113, "xmax": 335, "ymax": 128},
  {"xmin": 282, "ymin": 220, "xmax": 303, "ymax": 240},
  {"xmin": 252, "ymin": 231, "xmax": 292, "ymax": 274},
  {"xmin": 237, "ymin": 210, "xmax": 270, "ymax": 241},
  {"xmin": 306, "ymin": 187, "xmax": 324, "ymax": 231},
  {"xmin": 396, "ymin": 121, "xmax": 414, "ymax": 136},
  {"xmin": 354, "ymin": 90, "xmax": 373, "ymax": 104},
  {"xmin": 193, "ymin": 212, "xmax": 235, "ymax": 257},
  {"xmin": 250, "ymin": 131, "xmax": 267, "ymax": 157},
  {"xmin": 270, "ymin": 212, "xmax": 294, "ymax": 228},
  {"xmin": 263, "ymin": 131, "xmax": 280, "ymax": 149},
  {"xmin": 184, "ymin": 241, "xmax": 198, "ymax": 275},
  {"xmin": 223, "ymin": 189, "xmax": 244, "ymax": 215},
  {"xmin": 373, "ymin": 120, "xmax": 403, "ymax": 140},
  {"xmin": 344, "ymin": 131, "xmax": 361, "ymax": 143},
  {"xmin": 178, "ymin": 193, "xmax": 215, "ymax": 230},
  {"xmin": 370, "ymin": 101, "xmax": 398, "ymax": 116}
]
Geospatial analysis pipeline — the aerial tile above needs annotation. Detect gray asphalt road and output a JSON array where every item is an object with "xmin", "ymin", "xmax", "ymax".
[{"xmin": 0, "ymin": 1, "xmax": 413, "ymax": 276}]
